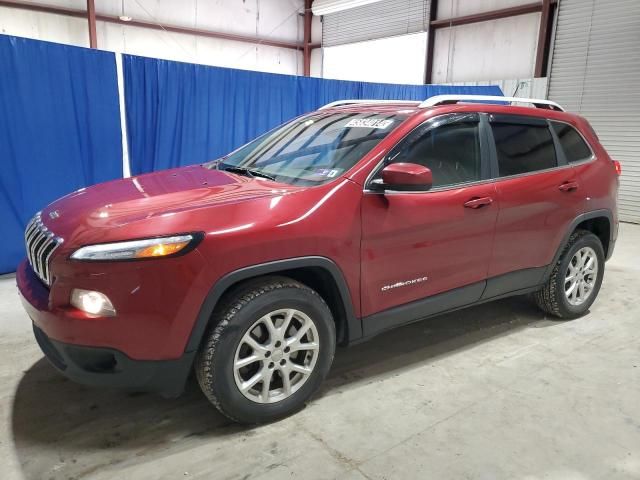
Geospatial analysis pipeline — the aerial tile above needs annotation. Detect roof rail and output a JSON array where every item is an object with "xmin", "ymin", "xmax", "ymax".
[
  {"xmin": 318, "ymin": 95, "xmax": 565, "ymax": 112},
  {"xmin": 318, "ymin": 99, "xmax": 420, "ymax": 110},
  {"xmin": 419, "ymin": 95, "xmax": 564, "ymax": 111}
]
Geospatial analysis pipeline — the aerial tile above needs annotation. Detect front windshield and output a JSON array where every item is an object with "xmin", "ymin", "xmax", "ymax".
[{"xmin": 206, "ymin": 112, "xmax": 408, "ymax": 186}]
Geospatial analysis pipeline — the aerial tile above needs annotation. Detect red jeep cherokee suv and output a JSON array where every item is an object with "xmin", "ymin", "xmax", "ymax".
[{"xmin": 18, "ymin": 95, "xmax": 619, "ymax": 423}]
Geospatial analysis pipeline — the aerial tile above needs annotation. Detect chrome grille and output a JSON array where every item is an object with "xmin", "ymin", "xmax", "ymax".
[{"xmin": 24, "ymin": 212, "xmax": 63, "ymax": 286}]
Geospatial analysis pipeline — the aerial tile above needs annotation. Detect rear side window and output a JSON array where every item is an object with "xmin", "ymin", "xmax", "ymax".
[
  {"xmin": 551, "ymin": 121, "xmax": 593, "ymax": 163},
  {"xmin": 491, "ymin": 122, "xmax": 557, "ymax": 177}
]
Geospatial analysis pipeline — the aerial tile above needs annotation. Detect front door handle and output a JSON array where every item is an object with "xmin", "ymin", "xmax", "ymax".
[
  {"xmin": 464, "ymin": 197, "xmax": 493, "ymax": 209},
  {"xmin": 558, "ymin": 181, "xmax": 579, "ymax": 192}
]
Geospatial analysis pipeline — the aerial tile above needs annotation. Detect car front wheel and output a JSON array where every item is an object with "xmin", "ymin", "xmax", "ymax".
[{"xmin": 195, "ymin": 276, "xmax": 336, "ymax": 424}]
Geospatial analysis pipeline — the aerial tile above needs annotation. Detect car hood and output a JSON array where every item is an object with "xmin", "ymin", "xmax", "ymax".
[{"xmin": 42, "ymin": 165, "xmax": 300, "ymax": 244}]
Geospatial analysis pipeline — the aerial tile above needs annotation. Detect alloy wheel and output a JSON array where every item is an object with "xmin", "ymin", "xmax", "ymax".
[
  {"xmin": 564, "ymin": 246, "xmax": 598, "ymax": 306},
  {"xmin": 233, "ymin": 308, "xmax": 319, "ymax": 403}
]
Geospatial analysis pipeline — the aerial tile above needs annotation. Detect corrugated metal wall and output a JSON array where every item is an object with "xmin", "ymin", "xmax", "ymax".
[
  {"xmin": 548, "ymin": 0, "xmax": 640, "ymax": 224},
  {"xmin": 322, "ymin": 0, "xmax": 429, "ymax": 47}
]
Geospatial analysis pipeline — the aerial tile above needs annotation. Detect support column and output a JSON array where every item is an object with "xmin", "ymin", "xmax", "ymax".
[
  {"xmin": 303, "ymin": 0, "xmax": 312, "ymax": 76},
  {"xmin": 86, "ymin": 0, "xmax": 97, "ymax": 48},
  {"xmin": 534, "ymin": 0, "xmax": 554, "ymax": 77},
  {"xmin": 424, "ymin": 0, "xmax": 438, "ymax": 84}
]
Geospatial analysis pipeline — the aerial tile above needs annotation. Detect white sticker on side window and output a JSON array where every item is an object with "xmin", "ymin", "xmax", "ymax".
[{"xmin": 344, "ymin": 118, "xmax": 394, "ymax": 129}]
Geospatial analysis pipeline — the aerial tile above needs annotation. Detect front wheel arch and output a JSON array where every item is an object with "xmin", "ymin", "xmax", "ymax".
[{"xmin": 185, "ymin": 257, "xmax": 361, "ymax": 354}]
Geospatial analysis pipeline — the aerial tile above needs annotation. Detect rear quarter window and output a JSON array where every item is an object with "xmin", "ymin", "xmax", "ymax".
[{"xmin": 551, "ymin": 121, "xmax": 593, "ymax": 163}]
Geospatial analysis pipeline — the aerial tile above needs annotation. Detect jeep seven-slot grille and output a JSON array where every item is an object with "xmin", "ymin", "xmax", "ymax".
[{"xmin": 25, "ymin": 212, "xmax": 62, "ymax": 286}]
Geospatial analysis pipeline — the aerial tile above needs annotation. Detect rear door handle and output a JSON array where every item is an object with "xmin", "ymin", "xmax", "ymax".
[
  {"xmin": 558, "ymin": 181, "xmax": 579, "ymax": 192},
  {"xmin": 464, "ymin": 197, "xmax": 493, "ymax": 209}
]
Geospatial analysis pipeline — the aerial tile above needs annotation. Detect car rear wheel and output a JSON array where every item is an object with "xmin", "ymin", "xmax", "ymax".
[
  {"xmin": 534, "ymin": 230, "xmax": 605, "ymax": 319},
  {"xmin": 195, "ymin": 276, "xmax": 336, "ymax": 424}
]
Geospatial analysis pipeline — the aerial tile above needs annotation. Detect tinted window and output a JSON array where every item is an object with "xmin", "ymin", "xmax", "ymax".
[
  {"xmin": 387, "ymin": 120, "xmax": 482, "ymax": 188},
  {"xmin": 491, "ymin": 122, "xmax": 557, "ymax": 176},
  {"xmin": 551, "ymin": 121, "xmax": 592, "ymax": 163}
]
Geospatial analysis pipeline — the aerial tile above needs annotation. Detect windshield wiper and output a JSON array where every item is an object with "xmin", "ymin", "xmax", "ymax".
[{"xmin": 220, "ymin": 166, "xmax": 276, "ymax": 181}]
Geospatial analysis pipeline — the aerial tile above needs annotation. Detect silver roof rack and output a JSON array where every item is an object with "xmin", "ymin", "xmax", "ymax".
[
  {"xmin": 318, "ymin": 99, "xmax": 420, "ymax": 110},
  {"xmin": 318, "ymin": 95, "xmax": 565, "ymax": 112},
  {"xmin": 419, "ymin": 95, "xmax": 564, "ymax": 111}
]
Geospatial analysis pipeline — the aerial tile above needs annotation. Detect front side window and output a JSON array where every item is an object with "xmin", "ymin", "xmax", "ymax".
[
  {"xmin": 491, "ymin": 121, "xmax": 557, "ymax": 177},
  {"xmin": 381, "ymin": 116, "xmax": 482, "ymax": 188},
  {"xmin": 551, "ymin": 121, "xmax": 593, "ymax": 163},
  {"xmin": 207, "ymin": 112, "xmax": 407, "ymax": 186}
]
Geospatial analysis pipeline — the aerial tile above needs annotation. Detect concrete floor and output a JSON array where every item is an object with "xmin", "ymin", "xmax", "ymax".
[{"xmin": 1, "ymin": 224, "xmax": 639, "ymax": 480}]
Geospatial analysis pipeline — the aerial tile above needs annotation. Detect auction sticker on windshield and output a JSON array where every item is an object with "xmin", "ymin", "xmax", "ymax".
[{"xmin": 344, "ymin": 118, "xmax": 394, "ymax": 129}]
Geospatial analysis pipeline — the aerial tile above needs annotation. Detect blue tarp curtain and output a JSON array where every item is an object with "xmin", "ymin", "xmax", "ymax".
[
  {"xmin": 123, "ymin": 55, "xmax": 503, "ymax": 175},
  {"xmin": 0, "ymin": 35, "xmax": 502, "ymax": 274},
  {"xmin": 0, "ymin": 35, "xmax": 122, "ymax": 273}
]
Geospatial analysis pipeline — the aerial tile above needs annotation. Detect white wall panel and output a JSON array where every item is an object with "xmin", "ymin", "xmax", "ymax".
[
  {"xmin": 436, "ymin": 0, "xmax": 536, "ymax": 19},
  {"xmin": 310, "ymin": 48, "xmax": 323, "ymax": 78},
  {"xmin": 0, "ymin": 0, "xmax": 304, "ymax": 74},
  {"xmin": 322, "ymin": 32, "xmax": 427, "ymax": 84},
  {"xmin": 0, "ymin": 6, "xmax": 89, "ymax": 47},
  {"xmin": 98, "ymin": 23, "xmax": 299, "ymax": 75},
  {"xmin": 443, "ymin": 77, "xmax": 548, "ymax": 99},
  {"xmin": 432, "ymin": 13, "xmax": 540, "ymax": 83},
  {"xmin": 320, "ymin": 0, "xmax": 542, "ymax": 86},
  {"xmin": 310, "ymin": 10, "xmax": 323, "ymax": 76}
]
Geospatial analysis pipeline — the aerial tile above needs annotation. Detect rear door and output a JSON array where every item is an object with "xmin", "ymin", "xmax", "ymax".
[{"xmin": 487, "ymin": 114, "xmax": 583, "ymax": 282}]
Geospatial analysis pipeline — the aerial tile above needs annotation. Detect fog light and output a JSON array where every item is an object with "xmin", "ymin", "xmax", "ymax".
[{"xmin": 70, "ymin": 289, "xmax": 116, "ymax": 317}]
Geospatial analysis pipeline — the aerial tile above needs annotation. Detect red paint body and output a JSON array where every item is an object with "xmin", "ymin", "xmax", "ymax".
[{"xmin": 17, "ymin": 103, "xmax": 619, "ymax": 362}]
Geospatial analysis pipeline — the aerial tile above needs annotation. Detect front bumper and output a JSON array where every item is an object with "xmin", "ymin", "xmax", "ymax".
[
  {"xmin": 15, "ymin": 244, "xmax": 211, "ymax": 360},
  {"xmin": 32, "ymin": 324, "xmax": 194, "ymax": 397},
  {"xmin": 16, "ymin": 259, "xmax": 203, "ymax": 396}
]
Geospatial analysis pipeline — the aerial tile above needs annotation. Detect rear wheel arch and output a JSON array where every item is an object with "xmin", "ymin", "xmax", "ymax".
[
  {"xmin": 545, "ymin": 210, "xmax": 613, "ymax": 282},
  {"xmin": 574, "ymin": 216, "xmax": 610, "ymax": 258},
  {"xmin": 185, "ymin": 257, "xmax": 361, "ymax": 354}
]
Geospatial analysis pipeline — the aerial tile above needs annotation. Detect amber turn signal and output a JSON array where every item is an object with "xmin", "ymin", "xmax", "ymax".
[{"xmin": 135, "ymin": 240, "xmax": 191, "ymax": 258}]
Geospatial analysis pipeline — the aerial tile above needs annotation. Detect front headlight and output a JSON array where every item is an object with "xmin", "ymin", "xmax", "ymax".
[{"xmin": 70, "ymin": 234, "xmax": 201, "ymax": 261}]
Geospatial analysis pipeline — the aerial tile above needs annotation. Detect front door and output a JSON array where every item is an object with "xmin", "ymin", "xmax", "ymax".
[{"xmin": 360, "ymin": 113, "xmax": 498, "ymax": 328}]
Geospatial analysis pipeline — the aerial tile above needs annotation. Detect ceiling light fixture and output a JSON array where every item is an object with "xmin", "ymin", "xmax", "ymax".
[{"xmin": 119, "ymin": 0, "xmax": 131, "ymax": 22}]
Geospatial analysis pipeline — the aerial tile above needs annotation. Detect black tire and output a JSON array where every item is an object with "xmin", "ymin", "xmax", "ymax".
[
  {"xmin": 195, "ymin": 276, "xmax": 336, "ymax": 424},
  {"xmin": 534, "ymin": 230, "xmax": 605, "ymax": 319}
]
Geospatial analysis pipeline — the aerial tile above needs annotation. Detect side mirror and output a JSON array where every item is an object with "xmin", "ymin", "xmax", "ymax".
[{"xmin": 373, "ymin": 163, "xmax": 433, "ymax": 191}]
